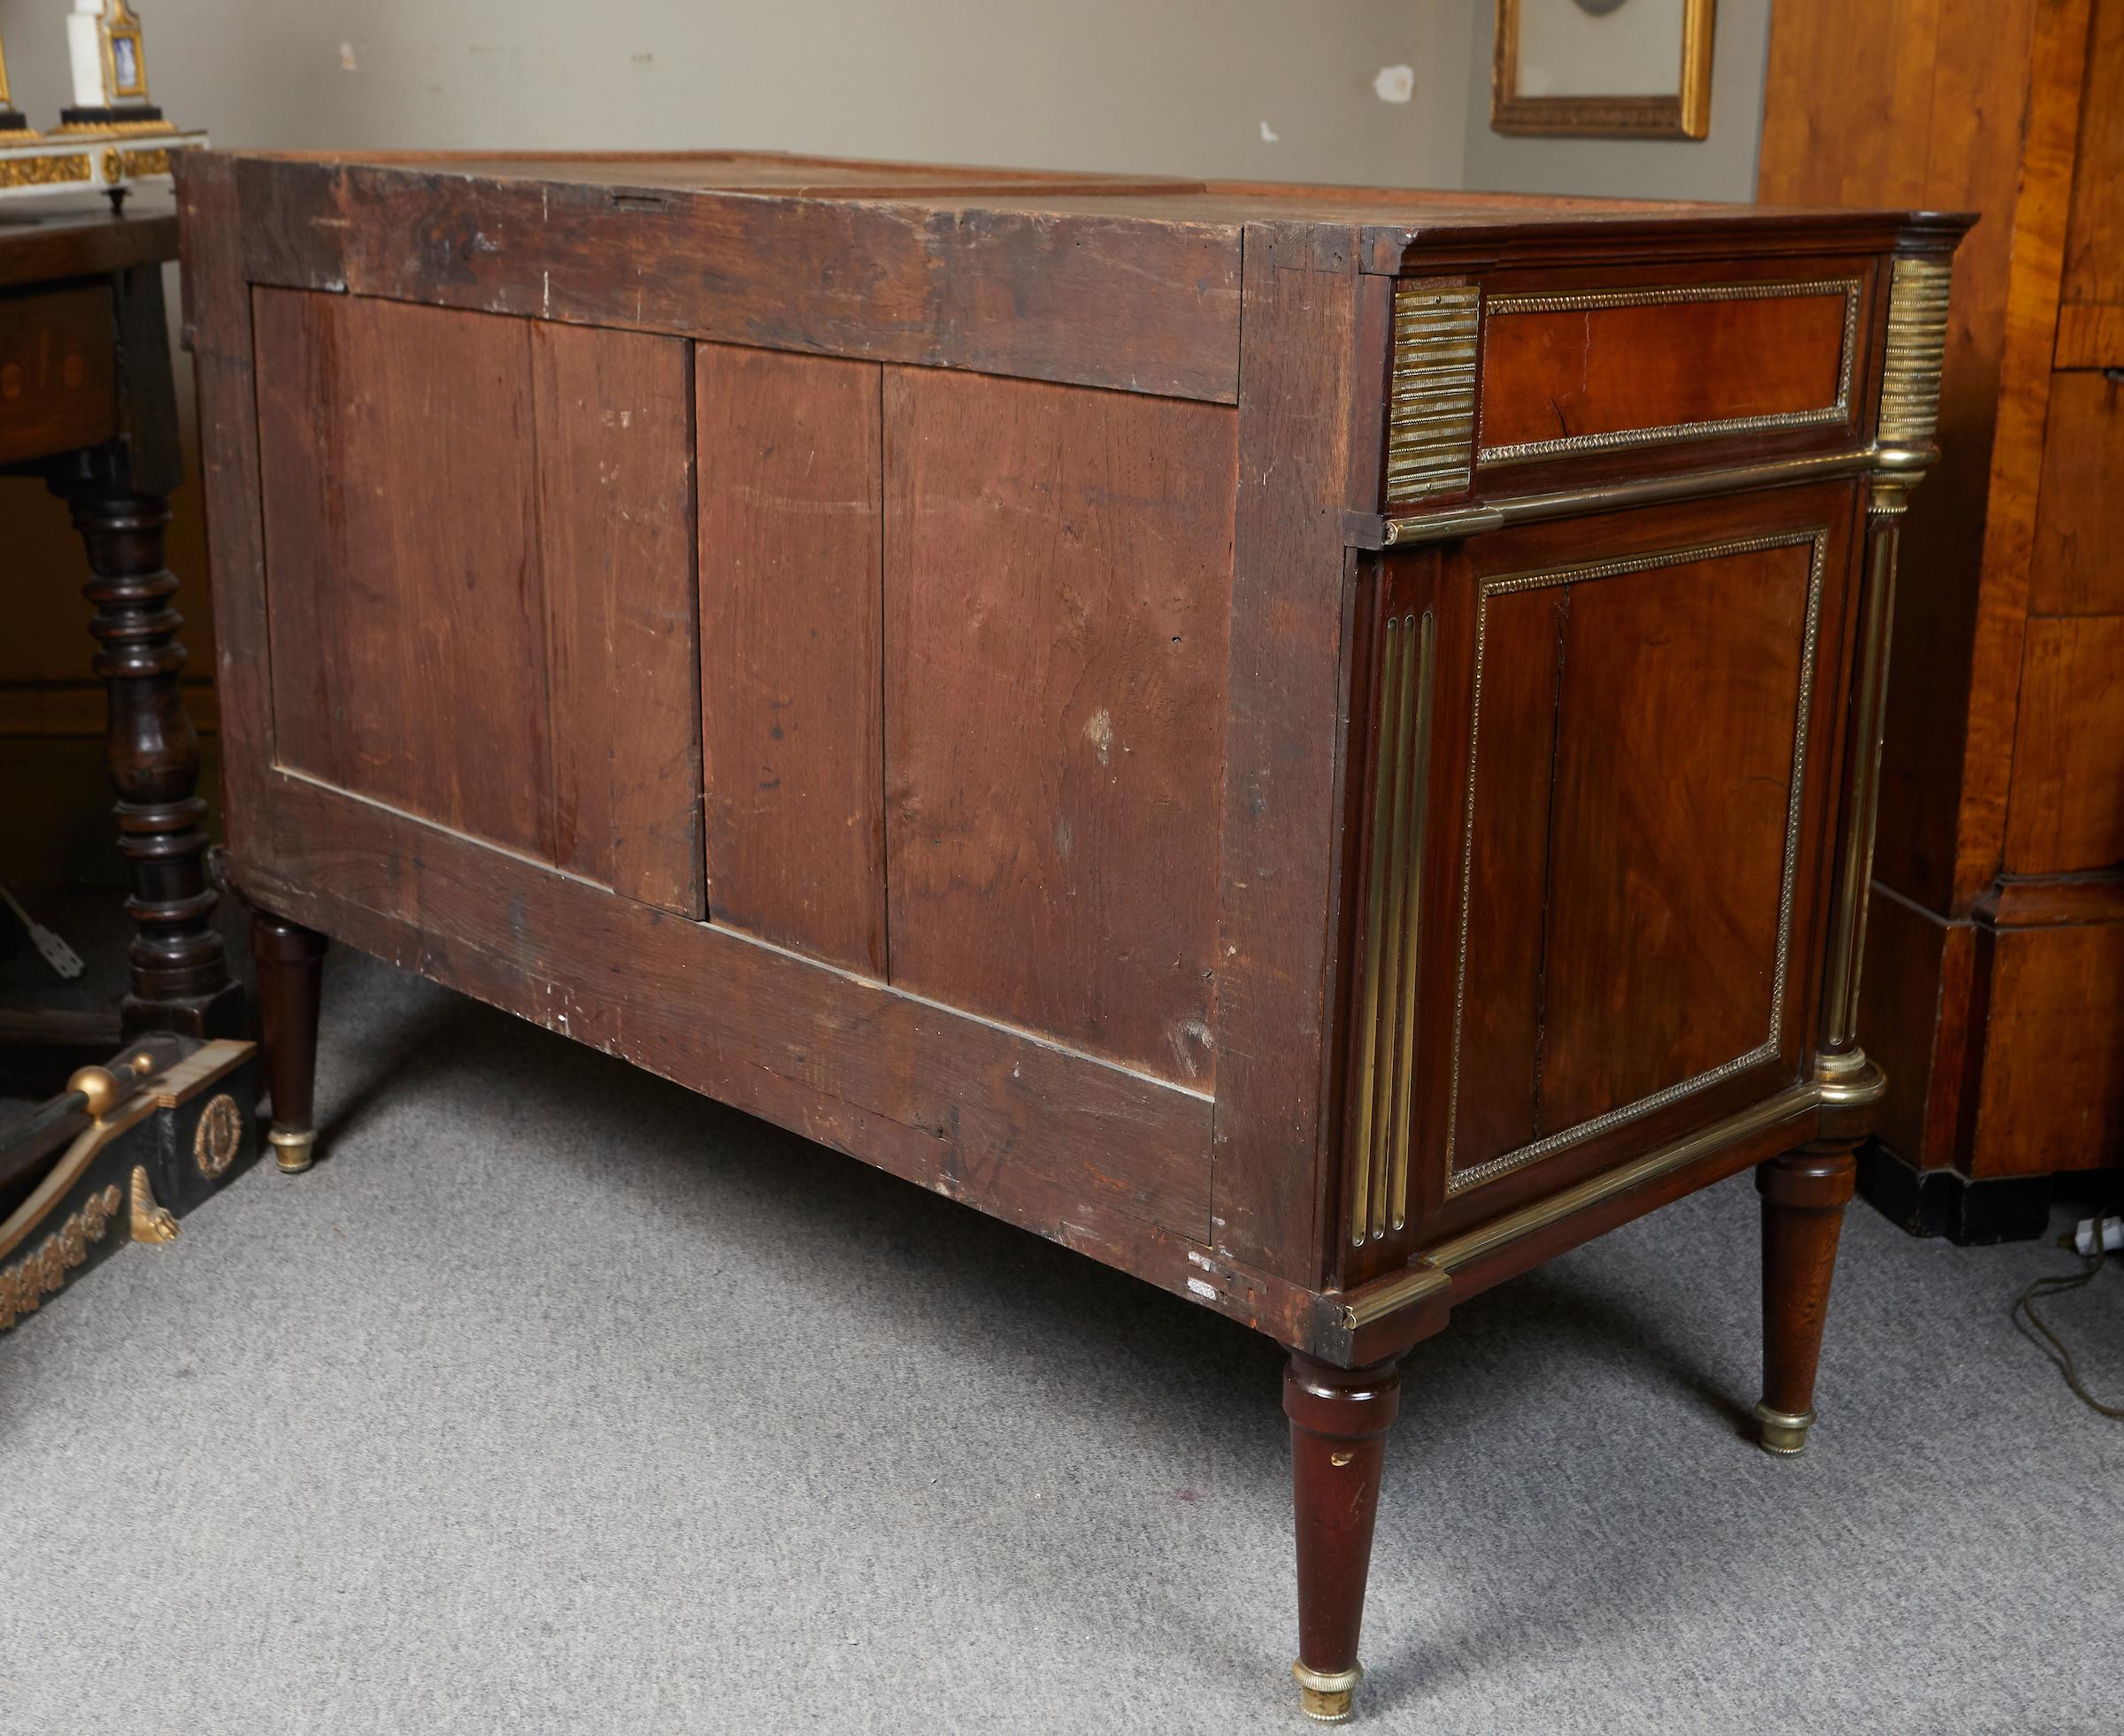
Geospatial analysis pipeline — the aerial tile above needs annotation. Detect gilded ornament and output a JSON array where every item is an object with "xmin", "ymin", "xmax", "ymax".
[{"xmin": 194, "ymin": 1092, "xmax": 243, "ymax": 1178}]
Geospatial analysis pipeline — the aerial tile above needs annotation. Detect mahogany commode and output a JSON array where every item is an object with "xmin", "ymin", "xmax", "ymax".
[{"xmin": 174, "ymin": 150, "xmax": 1966, "ymax": 1724}]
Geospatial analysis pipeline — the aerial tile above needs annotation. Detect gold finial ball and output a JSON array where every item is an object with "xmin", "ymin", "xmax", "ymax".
[{"xmin": 67, "ymin": 1065, "xmax": 123, "ymax": 1120}]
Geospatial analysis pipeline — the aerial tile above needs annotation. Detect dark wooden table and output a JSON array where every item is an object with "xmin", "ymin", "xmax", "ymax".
[{"xmin": 0, "ymin": 204, "xmax": 238, "ymax": 1047}]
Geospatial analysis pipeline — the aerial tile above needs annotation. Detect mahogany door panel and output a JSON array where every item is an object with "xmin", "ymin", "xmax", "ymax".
[
  {"xmin": 1449, "ymin": 585, "xmax": 1561, "ymax": 1168},
  {"xmin": 696, "ymin": 342, "xmax": 887, "ymax": 975},
  {"xmin": 1335, "ymin": 484, "xmax": 1858, "ymax": 1268},
  {"xmin": 251, "ymin": 289, "xmax": 703, "ymax": 913},
  {"xmin": 881, "ymin": 365, "xmax": 1236, "ymax": 1085}
]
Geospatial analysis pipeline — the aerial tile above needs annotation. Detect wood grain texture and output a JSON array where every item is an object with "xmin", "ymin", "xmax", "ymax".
[
  {"xmin": 1211, "ymin": 225, "xmax": 1364, "ymax": 1285},
  {"xmin": 0, "ymin": 287, "xmax": 118, "ymax": 467},
  {"xmin": 254, "ymin": 289, "xmax": 700, "ymax": 907},
  {"xmin": 1478, "ymin": 290, "xmax": 1851, "ymax": 453},
  {"xmin": 231, "ymin": 159, "xmax": 1243, "ymax": 404},
  {"xmin": 533, "ymin": 321, "xmax": 703, "ymax": 915},
  {"xmin": 1449, "ymin": 588, "xmax": 1560, "ymax": 1171},
  {"xmin": 2004, "ymin": 615, "xmax": 2124, "ymax": 873},
  {"xmin": 1974, "ymin": 917, "xmax": 2124, "ymax": 1174},
  {"xmin": 1950, "ymin": 0, "xmax": 2099, "ymax": 910},
  {"xmin": 243, "ymin": 769, "xmax": 1215, "ymax": 1239},
  {"xmin": 1761, "ymin": 0, "xmax": 2084, "ymax": 916},
  {"xmin": 881, "ymin": 365, "xmax": 1234, "ymax": 1085},
  {"xmin": 1536, "ymin": 546, "xmax": 1811, "ymax": 1132},
  {"xmin": 697, "ymin": 343, "xmax": 885, "ymax": 972},
  {"xmin": 255, "ymin": 289, "xmax": 555, "ymax": 858},
  {"xmin": 174, "ymin": 153, "xmax": 274, "ymax": 862},
  {"xmin": 2060, "ymin": 0, "xmax": 2124, "ymax": 308},
  {"xmin": 2053, "ymin": 303, "xmax": 2124, "ymax": 366},
  {"xmin": 2028, "ymin": 371, "xmax": 2124, "ymax": 616}
]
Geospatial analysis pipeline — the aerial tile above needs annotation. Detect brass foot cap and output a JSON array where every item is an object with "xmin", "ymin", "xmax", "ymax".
[
  {"xmin": 1293, "ymin": 1662, "xmax": 1361, "ymax": 1724},
  {"xmin": 268, "ymin": 1128, "xmax": 318, "ymax": 1174},
  {"xmin": 1754, "ymin": 1402, "xmax": 1815, "ymax": 1456}
]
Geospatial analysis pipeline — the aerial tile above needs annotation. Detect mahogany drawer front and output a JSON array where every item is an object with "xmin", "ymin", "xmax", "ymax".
[
  {"xmin": 0, "ymin": 285, "xmax": 119, "ymax": 468},
  {"xmin": 1384, "ymin": 261, "xmax": 1879, "ymax": 512}
]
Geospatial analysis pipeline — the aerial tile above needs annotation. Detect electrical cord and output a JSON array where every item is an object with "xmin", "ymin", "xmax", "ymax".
[{"xmin": 2012, "ymin": 1247, "xmax": 2123, "ymax": 1420}]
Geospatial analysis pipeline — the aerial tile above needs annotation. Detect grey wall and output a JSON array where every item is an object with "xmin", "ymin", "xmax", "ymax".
[
  {"xmin": 0, "ymin": 0, "xmax": 1473, "ymax": 187},
  {"xmin": 1461, "ymin": 0, "xmax": 1773, "ymax": 202}
]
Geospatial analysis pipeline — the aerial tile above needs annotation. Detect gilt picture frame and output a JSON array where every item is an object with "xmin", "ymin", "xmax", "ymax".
[{"xmin": 1492, "ymin": 0, "xmax": 1715, "ymax": 140}]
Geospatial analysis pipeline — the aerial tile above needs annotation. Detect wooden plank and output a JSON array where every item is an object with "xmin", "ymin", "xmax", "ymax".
[
  {"xmin": 1948, "ymin": 0, "xmax": 2100, "ymax": 909},
  {"xmin": 532, "ymin": 322, "xmax": 704, "ymax": 916},
  {"xmin": 881, "ymin": 365, "xmax": 1235, "ymax": 1085},
  {"xmin": 1974, "ymin": 917, "xmax": 2124, "ymax": 1174},
  {"xmin": 696, "ymin": 343, "xmax": 885, "ymax": 972},
  {"xmin": 1478, "ymin": 289, "xmax": 1851, "ymax": 455},
  {"xmin": 2054, "ymin": 302, "xmax": 2124, "ymax": 365},
  {"xmin": 1211, "ymin": 224, "xmax": 1364, "ymax": 1285},
  {"xmin": 1537, "ymin": 543, "xmax": 1812, "ymax": 1132},
  {"xmin": 1449, "ymin": 587, "xmax": 1562, "ymax": 1172},
  {"xmin": 243, "ymin": 772, "xmax": 1213, "ymax": 1241},
  {"xmin": 0, "ymin": 287, "xmax": 118, "ymax": 467},
  {"xmin": 174, "ymin": 154, "xmax": 273, "ymax": 863},
  {"xmin": 2060, "ymin": 0, "xmax": 2124, "ymax": 308},
  {"xmin": 232, "ymin": 158, "xmax": 1243, "ymax": 404},
  {"xmin": 2028, "ymin": 371, "xmax": 2124, "ymax": 616},
  {"xmin": 2004, "ymin": 615, "xmax": 2124, "ymax": 873},
  {"xmin": 253, "ymin": 290, "xmax": 555, "ymax": 860}
]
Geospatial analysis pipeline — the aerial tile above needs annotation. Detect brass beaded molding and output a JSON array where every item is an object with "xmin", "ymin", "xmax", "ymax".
[{"xmin": 1444, "ymin": 530, "xmax": 1829, "ymax": 1194}]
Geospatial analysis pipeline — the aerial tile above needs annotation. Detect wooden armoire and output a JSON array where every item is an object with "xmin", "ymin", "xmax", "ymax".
[{"xmin": 1760, "ymin": 0, "xmax": 2124, "ymax": 1237}]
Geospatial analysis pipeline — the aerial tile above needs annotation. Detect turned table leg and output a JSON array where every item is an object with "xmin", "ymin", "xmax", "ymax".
[
  {"xmin": 1755, "ymin": 1141, "xmax": 1858, "ymax": 1455},
  {"xmin": 1285, "ymin": 1352, "xmax": 1402, "ymax": 1724},
  {"xmin": 251, "ymin": 910, "xmax": 327, "ymax": 1173},
  {"xmin": 50, "ymin": 452, "xmax": 241, "ymax": 1038}
]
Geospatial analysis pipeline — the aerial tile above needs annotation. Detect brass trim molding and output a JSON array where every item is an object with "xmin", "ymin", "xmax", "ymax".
[
  {"xmin": 1334, "ymin": 1061, "xmax": 1881, "ymax": 1340},
  {"xmin": 1478, "ymin": 280, "xmax": 1863, "ymax": 469},
  {"xmin": 1381, "ymin": 446, "xmax": 1884, "ymax": 549},
  {"xmin": 0, "ymin": 150, "xmax": 94, "ymax": 189},
  {"xmin": 1444, "ymin": 531, "xmax": 1828, "ymax": 1194},
  {"xmin": 1386, "ymin": 285, "xmax": 1481, "ymax": 503},
  {"xmin": 1876, "ymin": 257, "xmax": 1953, "ymax": 449},
  {"xmin": 1349, "ymin": 608, "xmax": 1437, "ymax": 1245}
]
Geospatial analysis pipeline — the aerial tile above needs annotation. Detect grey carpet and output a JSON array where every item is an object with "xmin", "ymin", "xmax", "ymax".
[{"xmin": 3, "ymin": 944, "xmax": 2120, "ymax": 1735}]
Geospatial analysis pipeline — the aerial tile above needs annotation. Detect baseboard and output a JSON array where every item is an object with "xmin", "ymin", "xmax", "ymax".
[{"xmin": 1858, "ymin": 1140, "xmax": 2054, "ymax": 1244}]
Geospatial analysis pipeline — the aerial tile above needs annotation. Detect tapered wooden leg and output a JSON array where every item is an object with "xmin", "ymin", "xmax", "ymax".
[
  {"xmin": 250, "ymin": 910, "xmax": 327, "ymax": 1172},
  {"xmin": 1285, "ymin": 1352, "xmax": 1402, "ymax": 1723},
  {"xmin": 1755, "ymin": 1141, "xmax": 1858, "ymax": 1455}
]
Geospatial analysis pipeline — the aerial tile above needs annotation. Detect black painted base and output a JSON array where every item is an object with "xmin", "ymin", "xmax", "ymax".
[
  {"xmin": 1858, "ymin": 1140, "xmax": 2054, "ymax": 1245},
  {"xmin": 0, "ymin": 111, "xmax": 29, "ymax": 132},
  {"xmin": 58, "ymin": 105, "xmax": 165, "ymax": 127}
]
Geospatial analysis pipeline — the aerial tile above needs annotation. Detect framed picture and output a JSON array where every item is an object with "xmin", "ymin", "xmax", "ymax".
[{"xmin": 1492, "ymin": 0, "xmax": 1715, "ymax": 140}]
